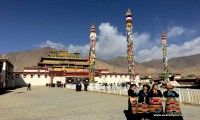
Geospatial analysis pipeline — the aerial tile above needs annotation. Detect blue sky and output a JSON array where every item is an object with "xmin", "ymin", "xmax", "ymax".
[{"xmin": 0, "ymin": 0, "xmax": 200, "ymax": 62}]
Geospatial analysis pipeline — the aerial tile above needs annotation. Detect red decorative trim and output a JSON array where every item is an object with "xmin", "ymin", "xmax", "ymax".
[
  {"xmin": 24, "ymin": 67, "xmax": 48, "ymax": 70},
  {"xmin": 14, "ymin": 72, "xmax": 49, "ymax": 75}
]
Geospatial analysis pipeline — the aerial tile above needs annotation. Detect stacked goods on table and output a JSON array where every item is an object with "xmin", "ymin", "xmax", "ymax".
[
  {"xmin": 149, "ymin": 97, "xmax": 162, "ymax": 114},
  {"xmin": 130, "ymin": 97, "xmax": 138, "ymax": 114},
  {"xmin": 165, "ymin": 98, "xmax": 181, "ymax": 115},
  {"xmin": 137, "ymin": 103, "xmax": 149, "ymax": 114}
]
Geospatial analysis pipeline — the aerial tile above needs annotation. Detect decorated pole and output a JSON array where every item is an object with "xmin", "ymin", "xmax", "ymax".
[
  {"xmin": 126, "ymin": 9, "xmax": 136, "ymax": 82},
  {"xmin": 161, "ymin": 32, "xmax": 169, "ymax": 83},
  {"xmin": 89, "ymin": 23, "xmax": 97, "ymax": 82}
]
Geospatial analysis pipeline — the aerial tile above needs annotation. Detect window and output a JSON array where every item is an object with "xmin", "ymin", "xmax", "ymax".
[
  {"xmin": 0, "ymin": 64, "xmax": 2, "ymax": 73},
  {"xmin": 38, "ymin": 75, "xmax": 40, "ymax": 78},
  {"xmin": 31, "ymin": 75, "xmax": 33, "ymax": 78},
  {"xmin": 45, "ymin": 75, "xmax": 47, "ymax": 78}
]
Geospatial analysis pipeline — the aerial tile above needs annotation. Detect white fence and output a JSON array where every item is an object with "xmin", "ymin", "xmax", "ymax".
[
  {"xmin": 160, "ymin": 88, "xmax": 200, "ymax": 105},
  {"xmin": 65, "ymin": 84, "xmax": 200, "ymax": 105}
]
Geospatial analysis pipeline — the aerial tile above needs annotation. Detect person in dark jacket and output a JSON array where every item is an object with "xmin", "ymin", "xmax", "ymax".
[
  {"xmin": 148, "ymin": 84, "xmax": 163, "ymax": 114},
  {"xmin": 164, "ymin": 84, "xmax": 183, "ymax": 120},
  {"xmin": 84, "ymin": 83, "xmax": 88, "ymax": 91},
  {"xmin": 76, "ymin": 83, "xmax": 78, "ymax": 91},
  {"xmin": 163, "ymin": 84, "xmax": 179, "ymax": 97},
  {"xmin": 27, "ymin": 83, "xmax": 31, "ymax": 91},
  {"xmin": 79, "ymin": 83, "xmax": 82, "ymax": 91},
  {"xmin": 148, "ymin": 84, "xmax": 163, "ymax": 98},
  {"xmin": 128, "ymin": 84, "xmax": 139, "ymax": 112},
  {"xmin": 138, "ymin": 84, "xmax": 150, "ymax": 104}
]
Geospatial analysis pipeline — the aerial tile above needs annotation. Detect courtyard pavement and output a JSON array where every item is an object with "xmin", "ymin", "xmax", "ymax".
[{"xmin": 0, "ymin": 87, "xmax": 199, "ymax": 120}]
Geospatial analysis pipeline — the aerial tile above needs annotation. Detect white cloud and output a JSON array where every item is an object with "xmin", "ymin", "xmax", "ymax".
[
  {"xmin": 167, "ymin": 26, "xmax": 185, "ymax": 38},
  {"xmin": 37, "ymin": 40, "xmax": 66, "ymax": 49},
  {"xmin": 68, "ymin": 44, "xmax": 90, "ymax": 57},
  {"xmin": 36, "ymin": 23, "xmax": 200, "ymax": 63},
  {"xmin": 168, "ymin": 37, "xmax": 200, "ymax": 58},
  {"xmin": 136, "ymin": 46, "xmax": 162, "ymax": 62},
  {"xmin": 67, "ymin": 23, "xmax": 150, "ymax": 59},
  {"xmin": 136, "ymin": 37, "xmax": 200, "ymax": 62}
]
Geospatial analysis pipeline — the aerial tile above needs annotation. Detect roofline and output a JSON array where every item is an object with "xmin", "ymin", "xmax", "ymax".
[
  {"xmin": 98, "ymin": 73, "xmax": 139, "ymax": 75},
  {"xmin": 41, "ymin": 57, "xmax": 88, "ymax": 60},
  {"xmin": 0, "ymin": 58, "xmax": 14, "ymax": 67}
]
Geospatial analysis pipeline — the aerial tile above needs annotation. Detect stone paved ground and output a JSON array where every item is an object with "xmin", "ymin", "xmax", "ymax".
[{"xmin": 0, "ymin": 87, "xmax": 199, "ymax": 120}]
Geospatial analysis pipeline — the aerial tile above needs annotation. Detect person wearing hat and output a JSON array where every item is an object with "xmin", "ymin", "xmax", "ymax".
[
  {"xmin": 164, "ymin": 84, "xmax": 179, "ymax": 97},
  {"xmin": 164, "ymin": 84, "xmax": 183, "ymax": 120}
]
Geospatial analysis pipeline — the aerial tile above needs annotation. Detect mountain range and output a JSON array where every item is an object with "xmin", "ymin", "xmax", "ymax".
[{"xmin": 1, "ymin": 47, "xmax": 200, "ymax": 78}]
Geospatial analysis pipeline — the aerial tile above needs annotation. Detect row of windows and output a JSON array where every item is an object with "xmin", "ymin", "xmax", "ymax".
[
  {"xmin": 43, "ymin": 59, "xmax": 86, "ymax": 62},
  {"xmin": 100, "ymin": 75, "xmax": 128, "ymax": 78},
  {"xmin": 15, "ymin": 75, "xmax": 48, "ymax": 78}
]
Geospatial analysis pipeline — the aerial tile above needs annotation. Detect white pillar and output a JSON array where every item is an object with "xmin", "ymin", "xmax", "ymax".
[
  {"xmin": 119, "ymin": 86, "xmax": 122, "ymax": 95},
  {"xmin": 198, "ymin": 91, "xmax": 200, "ymax": 104},
  {"xmin": 1, "ymin": 62, "xmax": 7, "ymax": 83},
  {"xmin": 187, "ymin": 88, "xmax": 191, "ymax": 103},
  {"xmin": 179, "ymin": 88, "xmax": 182, "ymax": 103},
  {"xmin": 2, "ymin": 62, "xmax": 6, "ymax": 70}
]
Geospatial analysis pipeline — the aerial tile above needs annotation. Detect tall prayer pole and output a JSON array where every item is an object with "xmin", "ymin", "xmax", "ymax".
[
  {"xmin": 89, "ymin": 23, "xmax": 97, "ymax": 82},
  {"xmin": 126, "ymin": 9, "xmax": 136, "ymax": 82},
  {"xmin": 161, "ymin": 32, "xmax": 169, "ymax": 83}
]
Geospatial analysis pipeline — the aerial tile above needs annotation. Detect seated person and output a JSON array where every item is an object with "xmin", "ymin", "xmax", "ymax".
[
  {"xmin": 128, "ymin": 84, "xmax": 139, "ymax": 112},
  {"xmin": 138, "ymin": 84, "xmax": 150, "ymax": 104},
  {"xmin": 148, "ymin": 84, "xmax": 163, "ymax": 98},
  {"xmin": 164, "ymin": 84, "xmax": 179, "ymax": 98}
]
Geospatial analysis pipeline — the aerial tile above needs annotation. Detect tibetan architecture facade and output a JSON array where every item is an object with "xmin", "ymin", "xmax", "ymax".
[
  {"xmin": 14, "ymin": 49, "xmax": 141, "ymax": 86},
  {"xmin": 0, "ymin": 58, "xmax": 14, "ymax": 88},
  {"xmin": 95, "ymin": 69, "xmax": 140, "ymax": 85},
  {"xmin": 38, "ymin": 49, "xmax": 89, "ymax": 71},
  {"xmin": 14, "ymin": 50, "xmax": 90, "ymax": 86}
]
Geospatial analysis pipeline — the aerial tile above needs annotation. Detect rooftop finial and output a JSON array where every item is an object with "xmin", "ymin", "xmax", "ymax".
[
  {"xmin": 161, "ymin": 32, "xmax": 166, "ymax": 37},
  {"xmin": 126, "ymin": 8, "xmax": 132, "ymax": 16},
  {"xmin": 91, "ymin": 22, "xmax": 95, "ymax": 28}
]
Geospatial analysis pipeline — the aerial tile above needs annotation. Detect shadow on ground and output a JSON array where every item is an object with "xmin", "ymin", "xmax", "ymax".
[
  {"xmin": 0, "ymin": 87, "xmax": 23, "ymax": 95},
  {"xmin": 123, "ymin": 110, "xmax": 183, "ymax": 120}
]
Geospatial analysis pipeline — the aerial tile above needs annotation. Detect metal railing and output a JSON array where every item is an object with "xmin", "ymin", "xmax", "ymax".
[{"xmin": 65, "ymin": 84, "xmax": 200, "ymax": 105}]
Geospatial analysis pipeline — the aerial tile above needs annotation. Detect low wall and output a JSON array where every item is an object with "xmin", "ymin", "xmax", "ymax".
[{"xmin": 66, "ymin": 84, "xmax": 200, "ymax": 105}]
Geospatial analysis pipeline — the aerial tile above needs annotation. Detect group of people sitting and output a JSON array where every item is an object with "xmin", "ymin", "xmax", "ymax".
[{"xmin": 127, "ymin": 83, "xmax": 182, "ymax": 119}]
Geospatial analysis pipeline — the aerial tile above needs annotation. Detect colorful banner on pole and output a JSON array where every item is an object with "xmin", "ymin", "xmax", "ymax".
[{"xmin": 89, "ymin": 23, "xmax": 97, "ymax": 81}]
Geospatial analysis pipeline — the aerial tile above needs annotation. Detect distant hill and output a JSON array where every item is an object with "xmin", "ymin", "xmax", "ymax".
[
  {"xmin": 0, "ymin": 47, "xmax": 200, "ymax": 78},
  {"xmin": 0, "ymin": 47, "xmax": 56, "ymax": 71},
  {"xmin": 141, "ymin": 54, "xmax": 200, "ymax": 77},
  {"xmin": 142, "ymin": 54, "xmax": 200, "ymax": 70}
]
